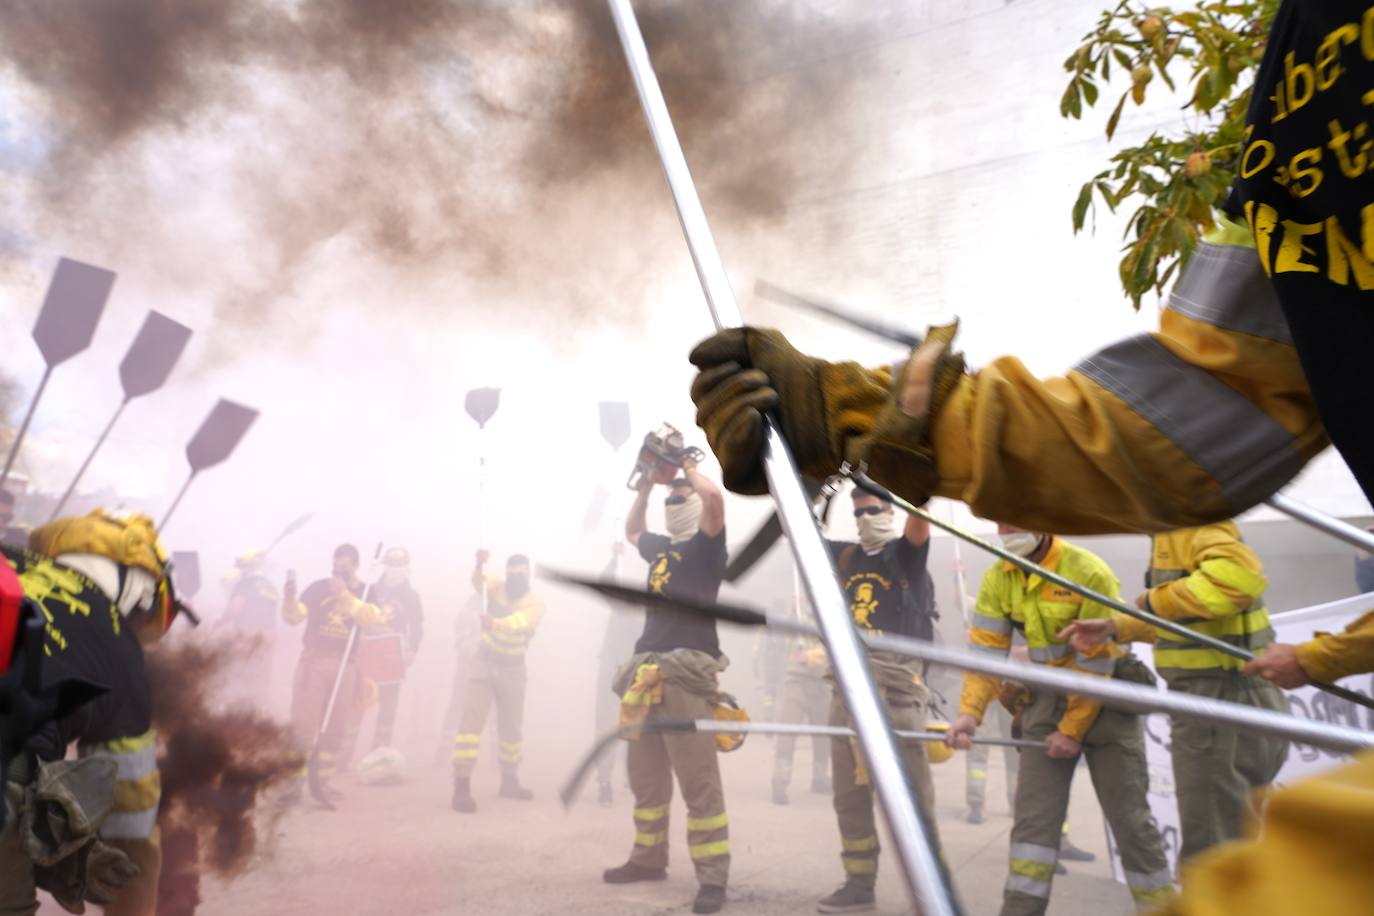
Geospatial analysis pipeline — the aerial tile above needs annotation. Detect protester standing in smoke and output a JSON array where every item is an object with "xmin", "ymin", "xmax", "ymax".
[
  {"xmin": 282, "ymin": 543, "xmax": 382, "ymax": 800},
  {"xmin": 438, "ymin": 591, "xmax": 483, "ymax": 765},
  {"xmin": 451, "ymin": 551, "xmax": 544, "ymax": 811},
  {"xmin": 769, "ymin": 595, "xmax": 830, "ymax": 806},
  {"xmin": 815, "ymin": 487, "xmax": 942, "ymax": 914},
  {"xmin": 604, "ymin": 461, "xmax": 730, "ymax": 916},
  {"xmin": 222, "ymin": 551, "xmax": 280, "ymax": 708},
  {"xmin": 363, "ymin": 546, "xmax": 424, "ymax": 752}
]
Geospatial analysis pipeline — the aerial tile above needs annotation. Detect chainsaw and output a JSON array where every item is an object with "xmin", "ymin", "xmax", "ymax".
[{"xmin": 626, "ymin": 423, "xmax": 704, "ymax": 490}]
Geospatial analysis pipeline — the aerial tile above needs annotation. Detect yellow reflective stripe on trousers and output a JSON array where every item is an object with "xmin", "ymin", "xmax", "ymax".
[
  {"xmin": 689, "ymin": 840, "xmax": 730, "ymax": 860},
  {"xmin": 842, "ymin": 857, "xmax": 877, "ymax": 875},
  {"xmin": 841, "ymin": 835, "xmax": 878, "ymax": 853},
  {"xmin": 1125, "ymin": 866, "xmax": 1176, "ymax": 904},
  {"xmin": 112, "ymin": 770, "xmax": 162, "ymax": 813},
  {"xmin": 453, "ymin": 734, "xmax": 480, "ymax": 759},
  {"xmin": 634, "ymin": 831, "xmax": 666, "ymax": 847},
  {"xmin": 686, "ymin": 813, "xmax": 728, "ymax": 832},
  {"xmin": 1007, "ymin": 842, "xmax": 1057, "ymax": 897},
  {"xmin": 634, "ymin": 805, "xmax": 668, "ymax": 821}
]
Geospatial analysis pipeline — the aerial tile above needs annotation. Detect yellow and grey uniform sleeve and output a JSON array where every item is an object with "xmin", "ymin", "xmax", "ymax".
[
  {"xmin": 85, "ymin": 730, "xmax": 160, "ymax": 841},
  {"xmin": 489, "ymin": 598, "xmax": 545, "ymax": 636},
  {"xmin": 1148, "ymin": 525, "xmax": 1267, "ymax": 621},
  {"xmin": 1296, "ymin": 609, "xmax": 1374, "ymax": 684},
  {"xmin": 1056, "ymin": 569, "xmax": 1120, "ymax": 742},
  {"xmin": 1113, "ymin": 612, "xmax": 1159, "ymax": 644},
  {"xmin": 959, "ymin": 570, "xmax": 1012, "ymax": 722},
  {"xmin": 921, "ymin": 225, "xmax": 1327, "ymax": 534}
]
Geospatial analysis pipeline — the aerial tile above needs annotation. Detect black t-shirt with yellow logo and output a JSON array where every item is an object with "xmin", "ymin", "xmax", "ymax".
[
  {"xmin": 634, "ymin": 530, "xmax": 726, "ymax": 657},
  {"xmin": 3, "ymin": 546, "xmax": 151, "ymax": 759},
  {"xmin": 1224, "ymin": 1, "xmax": 1374, "ymax": 500},
  {"xmin": 300, "ymin": 577, "xmax": 365, "ymax": 653},
  {"xmin": 828, "ymin": 537, "xmax": 933, "ymax": 638}
]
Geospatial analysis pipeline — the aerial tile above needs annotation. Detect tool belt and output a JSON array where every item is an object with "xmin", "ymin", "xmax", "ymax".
[{"xmin": 614, "ymin": 649, "xmax": 746, "ymax": 751}]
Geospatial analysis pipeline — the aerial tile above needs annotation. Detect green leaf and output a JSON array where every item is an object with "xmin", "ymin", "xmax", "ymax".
[
  {"xmin": 1113, "ymin": 48, "xmax": 1133, "ymax": 70},
  {"xmin": 1082, "ymin": 78, "xmax": 1100, "ymax": 106},
  {"xmin": 1105, "ymin": 91, "xmax": 1129, "ymax": 140},
  {"xmin": 1060, "ymin": 80, "xmax": 1082, "ymax": 119},
  {"xmin": 1072, "ymin": 181, "xmax": 1095, "ymax": 231}
]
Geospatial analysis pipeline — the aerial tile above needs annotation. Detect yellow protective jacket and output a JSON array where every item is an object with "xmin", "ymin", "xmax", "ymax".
[
  {"xmin": 1162, "ymin": 750, "xmax": 1374, "ymax": 916},
  {"xmin": 1115, "ymin": 523, "xmax": 1274, "ymax": 676},
  {"xmin": 473, "ymin": 567, "xmax": 545, "ymax": 659},
  {"xmin": 1295, "ymin": 609, "xmax": 1374, "ymax": 684},
  {"xmin": 960, "ymin": 537, "xmax": 1123, "ymax": 741},
  {"xmin": 809, "ymin": 217, "xmax": 1326, "ymax": 535}
]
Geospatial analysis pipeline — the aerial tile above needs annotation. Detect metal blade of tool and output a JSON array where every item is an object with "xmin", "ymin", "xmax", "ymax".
[
  {"xmin": 544, "ymin": 569, "xmax": 1374, "ymax": 755},
  {"xmin": 560, "ymin": 719, "xmax": 1044, "ymax": 809},
  {"xmin": 845, "ymin": 468, "xmax": 1374, "ymax": 712},
  {"xmin": 603, "ymin": 2, "xmax": 957, "ymax": 911}
]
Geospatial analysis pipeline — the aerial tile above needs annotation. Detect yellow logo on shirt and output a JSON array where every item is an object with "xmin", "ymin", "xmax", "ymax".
[
  {"xmin": 649, "ymin": 555, "xmax": 673, "ymax": 594},
  {"xmin": 850, "ymin": 582, "xmax": 878, "ymax": 628}
]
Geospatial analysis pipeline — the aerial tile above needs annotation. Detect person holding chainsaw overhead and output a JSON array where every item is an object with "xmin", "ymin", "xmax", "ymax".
[
  {"xmin": 282, "ymin": 543, "xmax": 382, "ymax": 803},
  {"xmin": 603, "ymin": 442, "xmax": 732, "ymax": 916}
]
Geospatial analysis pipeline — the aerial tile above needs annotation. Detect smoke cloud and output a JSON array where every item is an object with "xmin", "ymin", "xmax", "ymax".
[{"xmin": 144, "ymin": 635, "xmax": 302, "ymax": 914}]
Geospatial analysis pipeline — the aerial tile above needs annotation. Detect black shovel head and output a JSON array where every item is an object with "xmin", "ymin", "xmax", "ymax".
[
  {"xmin": 32, "ymin": 258, "xmax": 116, "ymax": 368},
  {"xmin": 170, "ymin": 550, "xmax": 201, "ymax": 599},
  {"xmin": 465, "ymin": 388, "xmax": 501, "ymax": 429},
  {"xmin": 119, "ymin": 311, "xmax": 193, "ymax": 400},
  {"xmin": 598, "ymin": 402, "xmax": 631, "ymax": 451},
  {"xmin": 186, "ymin": 399, "xmax": 259, "ymax": 473}
]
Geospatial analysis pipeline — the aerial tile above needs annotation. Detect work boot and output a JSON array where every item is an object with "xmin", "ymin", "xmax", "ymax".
[
  {"xmin": 597, "ymin": 783, "xmax": 614, "ymax": 807},
  {"xmin": 810, "ymin": 775, "xmax": 831, "ymax": 795},
  {"xmin": 451, "ymin": 777, "xmax": 476, "ymax": 813},
  {"xmin": 693, "ymin": 884, "xmax": 727, "ymax": 914},
  {"xmin": 602, "ymin": 861, "xmax": 667, "ymax": 884},
  {"xmin": 965, "ymin": 804, "xmax": 985, "ymax": 825},
  {"xmin": 499, "ymin": 764, "xmax": 533, "ymax": 801},
  {"xmin": 1059, "ymin": 836, "xmax": 1096, "ymax": 862},
  {"xmin": 817, "ymin": 879, "xmax": 876, "ymax": 913},
  {"xmin": 772, "ymin": 783, "xmax": 788, "ymax": 806}
]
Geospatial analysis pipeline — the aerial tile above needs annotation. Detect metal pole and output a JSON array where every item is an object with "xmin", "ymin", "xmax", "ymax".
[
  {"xmin": 1266, "ymin": 493, "xmax": 1374, "ymax": 554},
  {"xmin": 604, "ymin": 3, "xmax": 957, "ymax": 911},
  {"xmin": 850, "ymin": 469, "xmax": 1374, "ymax": 712},
  {"xmin": 49, "ymin": 399, "xmax": 128, "ymax": 521},
  {"xmin": 684, "ymin": 718, "xmax": 1045, "ymax": 750},
  {"xmin": 0, "ymin": 367, "xmax": 52, "ymax": 490},
  {"xmin": 479, "ymin": 451, "xmax": 488, "ymax": 615},
  {"xmin": 159, "ymin": 472, "xmax": 195, "ymax": 531}
]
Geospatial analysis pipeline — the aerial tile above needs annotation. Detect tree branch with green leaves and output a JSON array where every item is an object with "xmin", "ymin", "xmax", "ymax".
[{"xmin": 1062, "ymin": 0, "xmax": 1277, "ymax": 308}]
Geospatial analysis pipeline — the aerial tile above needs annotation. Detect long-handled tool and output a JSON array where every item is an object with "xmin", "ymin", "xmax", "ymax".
[
  {"xmin": 543, "ymin": 570, "xmax": 1374, "ymax": 756},
  {"xmin": 604, "ymin": 2, "xmax": 957, "ymax": 911},
  {"xmin": 844, "ymin": 467, "xmax": 1374, "ymax": 712},
  {"xmin": 561, "ymin": 719, "xmax": 1045, "ymax": 808},
  {"xmin": 465, "ymin": 387, "xmax": 501, "ymax": 615},
  {"xmin": 307, "ymin": 623, "xmax": 360, "ymax": 810}
]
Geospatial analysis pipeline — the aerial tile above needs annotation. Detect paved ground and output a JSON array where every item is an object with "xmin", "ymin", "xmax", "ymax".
[{"xmin": 183, "ymin": 735, "xmax": 1132, "ymax": 916}]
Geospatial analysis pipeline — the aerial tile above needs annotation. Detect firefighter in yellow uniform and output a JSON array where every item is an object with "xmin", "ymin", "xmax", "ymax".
[
  {"xmin": 451, "ymin": 551, "xmax": 544, "ymax": 812},
  {"xmin": 1062, "ymin": 522, "xmax": 1288, "ymax": 864},
  {"xmin": 946, "ymin": 526, "xmax": 1173, "ymax": 916},
  {"xmin": 0, "ymin": 511, "xmax": 184, "ymax": 916}
]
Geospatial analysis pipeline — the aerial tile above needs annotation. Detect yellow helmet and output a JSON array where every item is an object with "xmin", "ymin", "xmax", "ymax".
[
  {"xmin": 924, "ymin": 722, "xmax": 955, "ymax": 765},
  {"xmin": 29, "ymin": 510, "xmax": 179, "ymax": 638}
]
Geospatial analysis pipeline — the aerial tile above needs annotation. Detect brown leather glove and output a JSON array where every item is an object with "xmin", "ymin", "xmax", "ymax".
[
  {"xmin": 84, "ymin": 840, "xmax": 140, "ymax": 905},
  {"xmin": 688, "ymin": 328, "xmax": 888, "ymax": 495},
  {"xmin": 851, "ymin": 322, "xmax": 966, "ymax": 505}
]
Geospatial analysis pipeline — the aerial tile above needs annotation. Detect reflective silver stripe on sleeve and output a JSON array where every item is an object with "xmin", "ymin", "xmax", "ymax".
[
  {"xmin": 1005, "ymin": 874, "xmax": 1053, "ymax": 898},
  {"xmin": 1074, "ymin": 335, "xmax": 1306, "ymax": 512},
  {"xmin": 1027, "ymin": 643, "xmax": 1072, "ymax": 662},
  {"xmin": 99, "ymin": 808, "xmax": 159, "ymax": 840},
  {"xmin": 971, "ymin": 612, "xmax": 1013, "ymax": 634},
  {"xmin": 84, "ymin": 742, "xmax": 158, "ymax": 781},
  {"xmin": 966, "ymin": 642, "xmax": 1010, "ymax": 658},
  {"xmin": 1008, "ymin": 843, "xmax": 1059, "ymax": 865},
  {"xmin": 1166, "ymin": 243, "xmax": 1292, "ymax": 344},
  {"xmin": 1074, "ymin": 653, "xmax": 1115, "ymax": 674}
]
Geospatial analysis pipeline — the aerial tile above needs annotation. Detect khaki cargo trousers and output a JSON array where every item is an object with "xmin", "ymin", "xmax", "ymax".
[
  {"xmin": 772, "ymin": 670, "xmax": 830, "ymax": 792},
  {"xmin": 453, "ymin": 650, "xmax": 528, "ymax": 777},
  {"xmin": 1003, "ymin": 691, "xmax": 1172, "ymax": 916},
  {"xmin": 829, "ymin": 684, "xmax": 940, "ymax": 887},
  {"xmin": 625, "ymin": 679, "xmax": 729, "ymax": 887},
  {"xmin": 1166, "ymin": 671, "xmax": 1288, "ymax": 864}
]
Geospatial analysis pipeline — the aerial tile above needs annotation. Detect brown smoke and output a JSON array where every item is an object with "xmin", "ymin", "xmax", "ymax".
[
  {"xmin": 0, "ymin": 1, "xmax": 874, "ymax": 369},
  {"xmin": 143, "ymin": 635, "xmax": 302, "ymax": 915}
]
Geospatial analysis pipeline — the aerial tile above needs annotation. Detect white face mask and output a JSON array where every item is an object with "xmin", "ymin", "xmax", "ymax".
[
  {"xmin": 55, "ymin": 554, "xmax": 156, "ymax": 615},
  {"xmin": 665, "ymin": 492, "xmax": 703, "ymax": 543},
  {"xmin": 999, "ymin": 532, "xmax": 1043, "ymax": 558},
  {"xmin": 856, "ymin": 510, "xmax": 897, "ymax": 553},
  {"xmin": 382, "ymin": 567, "xmax": 409, "ymax": 587}
]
